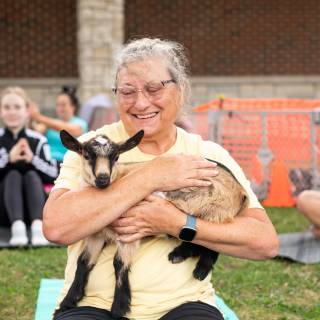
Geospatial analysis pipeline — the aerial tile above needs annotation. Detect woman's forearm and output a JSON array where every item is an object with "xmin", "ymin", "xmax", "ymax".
[
  {"xmin": 165, "ymin": 207, "xmax": 278, "ymax": 260},
  {"xmin": 193, "ymin": 208, "xmax": 279, "ymax": 260},
  {"xmin": 36, "ymin": 113, "xmax": 82, "ymax": 136},
  {"xmin": 43, "ymin": 169, "xmax": 155, "ymax": 245},
  {"xmin": 113, "ymin": 198, "xmax": 278, "ymax": 261}
]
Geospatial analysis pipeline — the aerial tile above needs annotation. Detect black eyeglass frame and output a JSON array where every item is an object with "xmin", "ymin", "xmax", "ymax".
[{"xmin": 112, "ymin": 79, "xmax": 176, "ymax": 95}]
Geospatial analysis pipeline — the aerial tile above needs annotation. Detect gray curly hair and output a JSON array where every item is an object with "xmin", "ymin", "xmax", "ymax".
[{"xmin": 114, "ymin": 38, "xmax": 191, "ymax": 109}]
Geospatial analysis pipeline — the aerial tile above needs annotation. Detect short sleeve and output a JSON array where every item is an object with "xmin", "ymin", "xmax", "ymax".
[
  {"xmin": 52, "ymin": 150, "xmax": 82, "ymax": 191},
  {"xmin": 78, "ymin": 119, "xmax": 88, "ymax": 133},
  {"xmin": 71, "ymin": 117, "xmax": 88, "ymax": 134}
]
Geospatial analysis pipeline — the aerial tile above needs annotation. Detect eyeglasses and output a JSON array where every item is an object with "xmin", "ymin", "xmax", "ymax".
[{"xmin": 112, "ymin": 79, "xmax": 176, "ymax": 104}]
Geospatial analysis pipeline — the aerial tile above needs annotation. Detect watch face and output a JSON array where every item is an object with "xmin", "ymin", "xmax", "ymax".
[{"xmin": 179, "ymin": 227, "xmax": 196, "ymax": 242}]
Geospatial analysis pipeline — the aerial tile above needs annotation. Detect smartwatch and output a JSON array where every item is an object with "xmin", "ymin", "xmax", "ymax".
[{"xmin": 178, "ymin": 215, "xmax": 197, "ymax": 242}]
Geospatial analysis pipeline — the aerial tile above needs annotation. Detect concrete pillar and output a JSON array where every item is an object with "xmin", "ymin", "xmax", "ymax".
[{"xmin": 77, "ymin": 0, "xmax": 124, "ymax": 102}]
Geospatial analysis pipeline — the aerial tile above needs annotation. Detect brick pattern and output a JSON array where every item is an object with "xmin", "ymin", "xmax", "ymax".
[
  {"xmin": 0, "ymin": 0, "xmax": 78, "ymax": 78},
  {"xmin": 125, "ymin": 0, "xmax": 320, "ymax": 76}
]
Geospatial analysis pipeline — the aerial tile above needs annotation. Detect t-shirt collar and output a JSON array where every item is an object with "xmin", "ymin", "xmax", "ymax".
[{"xmin": 118, "ymin": 121, "xmax": 181, "ymax": 161}]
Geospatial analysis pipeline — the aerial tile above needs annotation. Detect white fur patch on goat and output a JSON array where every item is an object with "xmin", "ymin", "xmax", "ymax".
[
  {"xmin": 153, "ymin": 191, "xmax": 167, "ymax": 199},
  {"xmin": 95, "ymin": 136, "xmax": 109, "ymax": 145},
  {"xmin": 92, "ymin": 140, "xmax": 112, "ymax": 156}
]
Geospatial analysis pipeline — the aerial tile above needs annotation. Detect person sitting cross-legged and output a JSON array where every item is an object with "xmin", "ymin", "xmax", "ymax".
[{"xmin": 0, "ymin": 87, "xmax": 58, "ymax": 246}]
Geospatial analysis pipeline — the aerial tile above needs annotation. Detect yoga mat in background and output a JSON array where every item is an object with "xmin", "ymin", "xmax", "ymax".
[{"xmin": 278, "ymin": 230, "xmax": 320, "ymax": 264}]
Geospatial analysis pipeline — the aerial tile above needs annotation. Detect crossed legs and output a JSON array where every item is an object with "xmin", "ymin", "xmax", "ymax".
[
  {"xmin": 1, "ymin": 170, "xmax": 47, "ymax": 245},
  {"xmin": 296, "ymin": 190, "xmax": 320, "ymax": 238}
]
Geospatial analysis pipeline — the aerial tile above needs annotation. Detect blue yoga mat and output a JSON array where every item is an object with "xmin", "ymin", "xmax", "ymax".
[{"xmin": 35, "ymin": 279, "xmax": 239, "ymax": 320}]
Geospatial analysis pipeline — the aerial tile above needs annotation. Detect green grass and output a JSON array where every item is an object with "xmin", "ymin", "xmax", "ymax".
[
  {"xmin": 214, "ymin": 208, "xmax": 320, "ymax": 320},
  {"xmin": 0, "ymin": 207, "xmax": 319, "ymax": 319},
  {"xmin": 0, "ymin": 247, "xmax": 67, "ymax": 320}
]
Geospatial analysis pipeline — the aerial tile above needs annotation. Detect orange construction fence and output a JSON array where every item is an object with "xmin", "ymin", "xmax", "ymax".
[
  {"xmin": 192, "ymin": 98, "xmax": 320, "ymax": 207},
  {"xmin": 194, "ymin": 97, "xmax": 320, "ymax": 112}
]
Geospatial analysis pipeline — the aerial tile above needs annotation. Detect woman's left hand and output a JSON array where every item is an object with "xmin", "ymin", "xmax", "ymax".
[
  {"xmin": 19, "ymin": 138, "xmax": 34, "ymax": 163},
  {"xmin": 111, "ymin": 194, "xmax": 185, "ymax": 243}
]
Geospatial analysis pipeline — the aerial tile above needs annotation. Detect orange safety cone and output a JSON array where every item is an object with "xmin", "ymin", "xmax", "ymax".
[{"xmin": 263, "ymin": 160, "xmax": 296, "ymax": 207}]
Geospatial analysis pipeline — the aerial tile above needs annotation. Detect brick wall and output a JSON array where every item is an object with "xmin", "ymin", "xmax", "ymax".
[
  {"xmin": 125, "ymin": 0, "xmax": 320, "ymax": 76},
  {"xmin": 0, "ymin": 0, "xmax": 78, "ymax": 78}
]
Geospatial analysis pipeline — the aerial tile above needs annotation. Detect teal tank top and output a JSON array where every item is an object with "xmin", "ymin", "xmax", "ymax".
[{"xmin": 46, "ymin": 117, "xmax": 88, "ymax": 162}]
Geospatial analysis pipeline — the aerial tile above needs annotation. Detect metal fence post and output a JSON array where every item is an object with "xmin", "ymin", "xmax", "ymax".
[
  {"xmin": 311, "ymin": 110, "xmax": 320, "ymax": 189},
  {"xmin": 208, "ymin": 110, "xmax": 221, "ymax": 143}
]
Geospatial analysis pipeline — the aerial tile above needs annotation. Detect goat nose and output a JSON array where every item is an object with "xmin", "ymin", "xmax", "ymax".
[{"xmin": 95, "ymin": 174, "xmax": 110, "ymax": 189}]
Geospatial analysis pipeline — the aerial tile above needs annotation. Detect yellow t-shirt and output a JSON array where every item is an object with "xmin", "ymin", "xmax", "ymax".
[{"xmin": 54, "ymin": 121, "xmax": 262, "ymax": 319}]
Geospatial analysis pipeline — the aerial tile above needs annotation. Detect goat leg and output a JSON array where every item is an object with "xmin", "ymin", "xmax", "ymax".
[
  {"xmin": 168, "ymin": 242, "xmax": 203, "ymax": 263},
  {"xmin": 54, "ymin": 252, "xmax": 94, "ymax": 317},
  {"xmin": 193, "ymin": 248, "xmax": 219, "ymax": 280},
  {"xmin": 111, "ymin": 253, "xmax": 131, "ymax": 319}
]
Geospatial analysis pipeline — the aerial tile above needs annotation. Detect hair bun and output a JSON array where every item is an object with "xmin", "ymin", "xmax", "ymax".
[{"xmin": 62, "ymin": 85, "xmax": 77, "ymax": 95}]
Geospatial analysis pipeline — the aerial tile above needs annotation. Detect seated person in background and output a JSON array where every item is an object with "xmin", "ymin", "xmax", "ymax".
[
  {"xmin": 0, "ymin": 87, "xmax": 58, "ymax": 246},
  {"xmin": 29, "ymin": 86, "xmax": 88, "ymax": 167},
  {"xmin": 296, "ymin": 190, "xmax": 320, "ymax": 238}
]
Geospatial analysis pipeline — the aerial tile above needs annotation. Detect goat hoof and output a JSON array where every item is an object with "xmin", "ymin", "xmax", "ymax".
[
  {"xmin": 168, "ymin": 252, "xmax": 185, "ymax": 264},
  {"xmin": 111, "ymin": 308, "xmax": 127, "ymax": 319},
  {"xmin": 111, "ymin": 312, "xmax": 124, "ymax": 319},
  {"xmin": 111, "ymin": 300, "xmax": 130, "ymax": 319},
  {"xmin": 193, "ymin": 268, "xmax": 210, "ymax": 281}
]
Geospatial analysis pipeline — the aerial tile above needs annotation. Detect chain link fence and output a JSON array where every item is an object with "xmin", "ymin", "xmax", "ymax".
[{"xmin": 191, "ymin": 109, "xmax": 320, "ymax": 201}]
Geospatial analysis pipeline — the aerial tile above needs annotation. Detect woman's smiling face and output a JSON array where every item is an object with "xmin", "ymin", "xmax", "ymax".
[
  {"xmin": 56, "ymin": 93, "xmax": 76, "ymax": 122},
  {"xmin": 0, "ymin": 93, "xmax": 29, "ymax": 130},
  {"xmin": 115, "ymin": 58, "xmax": 182, "ymax": 140}
]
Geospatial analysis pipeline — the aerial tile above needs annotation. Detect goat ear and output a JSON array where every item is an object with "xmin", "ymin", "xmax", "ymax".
[
  {"xmin": 60, "ymin": 130, "xmax": 83, "ymax": 155},
  {"xmin": 118, "ymin": 130, "xmax": 144, "ymax": 153}
]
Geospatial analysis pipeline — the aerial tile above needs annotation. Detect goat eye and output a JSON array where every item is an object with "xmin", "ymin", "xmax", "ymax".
[
  {"xmin": 114, "ymin": 155, "xmax": 119, "ymax": 161},
  {"xmin": 84, "ymin": 154, "xmax": 90, "ymax": 160}
]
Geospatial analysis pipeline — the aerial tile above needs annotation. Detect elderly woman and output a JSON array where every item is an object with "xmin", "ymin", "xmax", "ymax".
[{"xmin": 44, "ymin": 38, "xmax": 278, "ymax": 320}]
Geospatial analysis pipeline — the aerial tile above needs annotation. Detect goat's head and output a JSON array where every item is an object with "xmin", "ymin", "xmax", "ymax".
[{"xmin": 60, "ymin": 130, "xmax": 144, "ymax": 189}]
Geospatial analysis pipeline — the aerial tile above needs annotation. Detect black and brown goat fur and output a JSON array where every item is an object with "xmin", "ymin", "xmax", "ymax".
[{"xmin": 54, "ymin": 129, "xmax": 249, "ymax": 319}]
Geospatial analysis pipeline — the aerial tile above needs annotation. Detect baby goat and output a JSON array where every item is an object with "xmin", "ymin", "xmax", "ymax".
[
  {"xmin": 54, "ymin": 130, "xmax": 144, "ymax": 319},
  {"xmin": 55, "ymin": 129, "xmax": 249, "ymax": 319}
]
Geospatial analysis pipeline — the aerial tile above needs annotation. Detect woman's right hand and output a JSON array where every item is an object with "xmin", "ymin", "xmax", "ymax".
[
  {"xmin": 9, "ymin": 141, "xmax": 24, "ymax": 163},
  {"xmin": 143, "ymin": 154, "xmax": 219, "ymax": 191},
  {"xmin": 28, "ymin": 102, "xmax": 41, "ymax": 120}
]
